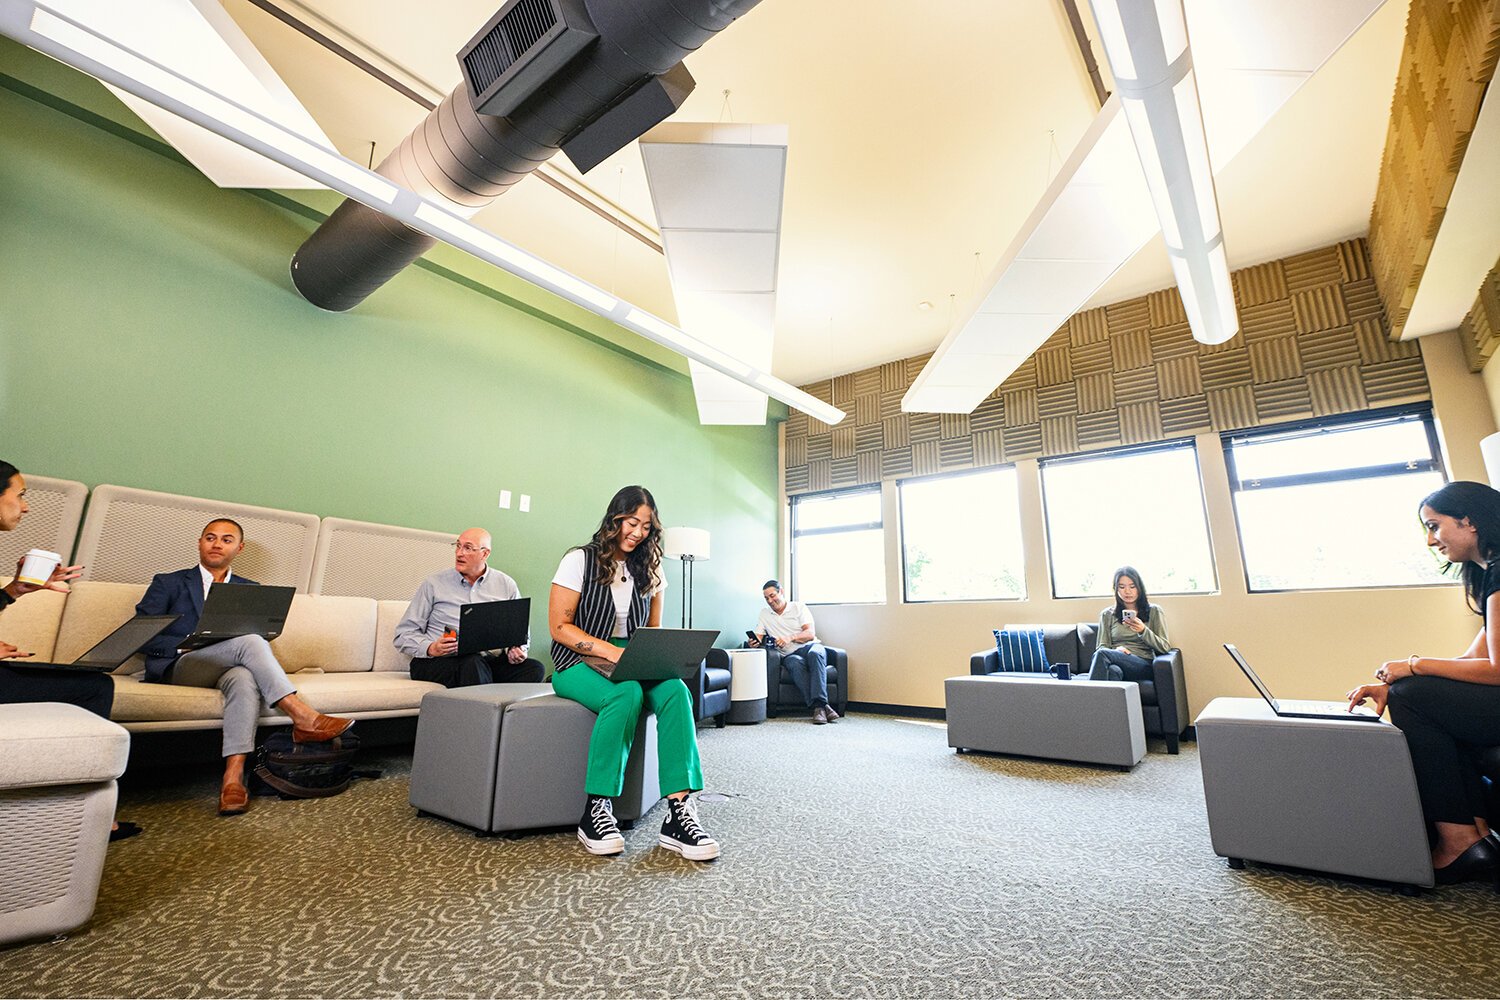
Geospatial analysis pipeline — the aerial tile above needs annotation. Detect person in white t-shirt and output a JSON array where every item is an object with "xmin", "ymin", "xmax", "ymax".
[
  {"xmin": 752, "ymin": 579, "xmax": 838, "ymax": 724},
  {"xmin": 547, "ymin": 485, "xmax": 718, "ymax": 862}
]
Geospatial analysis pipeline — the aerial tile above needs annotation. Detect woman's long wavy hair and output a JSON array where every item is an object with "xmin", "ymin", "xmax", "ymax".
[
  {"xmin": 583, "ymin": 485, "xmax": 663, "ymax": 593},
  {"xmin": 1111, "ymin": 565, "xmax": 1150, "ymax": 624},
  {"xmin": 1419, "ymin": 481, "xmax": 1500, "ymax": 615}
]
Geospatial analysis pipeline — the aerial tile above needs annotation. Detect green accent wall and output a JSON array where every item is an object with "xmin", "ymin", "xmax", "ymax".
[{"xmin": 0, "ymin": 41, "xmax": 780, "ymax": 657}]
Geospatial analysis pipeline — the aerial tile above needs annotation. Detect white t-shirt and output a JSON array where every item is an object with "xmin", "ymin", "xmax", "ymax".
[
  {"xmin": 758, "ymin": 600, "xmax": 816, "ymax": 651},
  {"xmin": 552, "ymin": 549, "xmax": 665, "ymax": 638}
]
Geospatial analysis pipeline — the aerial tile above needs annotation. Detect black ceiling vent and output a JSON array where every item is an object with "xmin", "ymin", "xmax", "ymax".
[{"xmin": 459, "ymin": 0, "xmax": 598, "ymax": 118}]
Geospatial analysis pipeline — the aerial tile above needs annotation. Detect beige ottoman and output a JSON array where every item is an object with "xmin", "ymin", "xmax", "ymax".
[{"xmin": 0, "ymin": 702, "xmax": 131, "ymax": 946}]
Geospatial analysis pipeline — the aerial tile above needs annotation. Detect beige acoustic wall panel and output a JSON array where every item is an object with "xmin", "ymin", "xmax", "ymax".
[
  {"xmin": 310, "ymin": 517, "xmax": 457, "ymax": 601},
  {"xmin": 0, "ymin": 474, "xmax": 86, "ymax": 571},
  {"xmin": 72, "ymin": 485, "xmax": 319, "ymax": 590}
]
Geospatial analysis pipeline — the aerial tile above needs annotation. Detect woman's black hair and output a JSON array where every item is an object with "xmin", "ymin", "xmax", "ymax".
[
  {"xmin": 1111, "ymin": 565, "xmax": 1150, "ymax": 623},
  {"xmin": 1419, "ymin": 480, "xmax": 1500, "ymax": 615},
  {"xmin": 0, "ymin": 460, "xmax": 18, "ymax": 494},
  {"xmin": 581, "ymin": 485, "xmax": 663, "ymax": 594}
]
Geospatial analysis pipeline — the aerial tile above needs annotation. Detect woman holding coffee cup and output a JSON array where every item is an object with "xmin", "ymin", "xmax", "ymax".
[{"xmin": 1086, "ymin": 566, "xmax": 1171, "ymax": 683}]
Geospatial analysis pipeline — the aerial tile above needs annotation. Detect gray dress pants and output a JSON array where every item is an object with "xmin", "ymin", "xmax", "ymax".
[{"xmin": 171, "ymin": 635, "xmax": 297, "ymax": 756}]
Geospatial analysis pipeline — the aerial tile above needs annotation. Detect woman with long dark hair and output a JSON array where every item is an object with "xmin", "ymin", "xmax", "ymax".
[
  {"xmin": 548, "ymin": 485, "xmax": 717, "ymax": 861},
  {"xmin": 1086, "ymin": 566, "xmax": 1171, "ymax": 682},
  {"xmin": 1348, "ymin": 480, "xmax": 1500, "ymax": 886}
]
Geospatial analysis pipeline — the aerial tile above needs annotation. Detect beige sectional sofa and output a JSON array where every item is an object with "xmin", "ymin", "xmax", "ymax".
[{"xmin": 2, "ymin": 579, "xmax": 442, "ymax": 733}]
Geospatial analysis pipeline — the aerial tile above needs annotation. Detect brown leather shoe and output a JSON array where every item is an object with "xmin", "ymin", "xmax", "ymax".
[
  {"xmin": 292, "ymin": 713, "xmax": 354, "ymax": 744},
  {"xmin": 823, "ymin": 705, "xmax": 840, "ymax": 723},
  {"xmin": 811, "ymin": 706, "xmax": 828, "ymax": 725},
  {"xmin": 219, "ymin": 781, "xmax": 249, "ymax": 816}
]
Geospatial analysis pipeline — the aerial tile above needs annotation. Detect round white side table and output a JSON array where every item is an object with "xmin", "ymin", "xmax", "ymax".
[{"xmin": 726, "ymin": 648, "xmax": 767, "ymax": 724}]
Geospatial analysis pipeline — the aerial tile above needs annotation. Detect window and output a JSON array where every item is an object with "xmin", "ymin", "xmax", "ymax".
[
  {"xmin": 1040, "ymin": 441, "xmax": 1217, "ymax": 598},
  {"xmin": 1223, "ymin": 405, "xmax": 1449, "ymax": 592},
  {"xmin": 790, "ymin": 487, "xmax": 885, "ymax": 604},
  {"xmin": 900, "ymin": 467, "xmax": 1026, "ymax": 602}
]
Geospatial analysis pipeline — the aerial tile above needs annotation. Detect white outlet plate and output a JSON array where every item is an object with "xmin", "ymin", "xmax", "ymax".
[
  {"xmin": 519, "ymin": 494, "xmax": 531, "ymax": 513},
  {"xmin": 498, "ymin": 490, "xmax": 512, "ymax": 509}
]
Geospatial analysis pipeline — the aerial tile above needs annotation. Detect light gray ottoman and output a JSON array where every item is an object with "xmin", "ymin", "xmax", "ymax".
[
  {"xmin": 409, "ymin": 684, "xmax": 661, "ymax": 835},
  {"xmin": 0, "ymin": 702, "xmax": 130, "ymax": 946},
  {"xmin": 945, "ymin": 674, "xmax": 1146, "ymax": 768},
  {"xmin": 1195, "ymin": 697, "xmax": 1433, "ymax": 890}
]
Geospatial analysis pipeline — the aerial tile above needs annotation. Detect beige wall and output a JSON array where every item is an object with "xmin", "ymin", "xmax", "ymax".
[{"xmin": 788, "ymin": 329, "xmax": 1495, "ymax": 718}]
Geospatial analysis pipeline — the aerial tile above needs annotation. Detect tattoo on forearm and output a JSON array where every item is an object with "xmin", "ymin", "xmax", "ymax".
[
  {"xmin": 575, "ymin": 640, "xmax": 593, "ymax": 653},
  {"xmin": 563, "ymin": 609, "xmax": 575, "ymax": 622}
]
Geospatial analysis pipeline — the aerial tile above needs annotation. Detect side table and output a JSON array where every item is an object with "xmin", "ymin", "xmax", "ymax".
[{"xmin": 727, "ymin": 648, "xmax": 767, "ymax": 724}]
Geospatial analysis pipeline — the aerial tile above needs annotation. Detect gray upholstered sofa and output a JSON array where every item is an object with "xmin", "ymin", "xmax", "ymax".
[{"xmin": 970, "ymin": 623, "xmax": 1188, "ymax": 753}]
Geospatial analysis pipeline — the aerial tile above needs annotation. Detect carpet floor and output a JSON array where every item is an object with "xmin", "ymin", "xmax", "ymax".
[{"xmin": 2, "ymin": 714, "xmax": 1498, "ymax": 998}]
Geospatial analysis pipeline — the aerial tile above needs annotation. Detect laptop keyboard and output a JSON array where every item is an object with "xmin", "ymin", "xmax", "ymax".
[{"xmin": 1279, "ymin": 699, "xmax": 1377, "ymax": 718}]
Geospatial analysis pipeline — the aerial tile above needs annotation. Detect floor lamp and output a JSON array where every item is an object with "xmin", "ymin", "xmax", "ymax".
[{"xmin": 662, "ymin": 527, "xmax": 710, "ymax": 628}]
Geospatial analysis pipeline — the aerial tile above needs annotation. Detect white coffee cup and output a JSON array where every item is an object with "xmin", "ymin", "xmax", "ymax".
[{"xmin": 17, "ymin": 549, "xmax": 62, "ymax": 587}]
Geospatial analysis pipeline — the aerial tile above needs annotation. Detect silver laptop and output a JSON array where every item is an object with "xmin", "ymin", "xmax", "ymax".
[
  {"xmin": 1224, "ymin": 644, "xmax": 1382, "ymax": 722},
  {"xmin": 25, "ymin": 615, "xmax": 180, "ymax": 672},
  {"xmin": 608, "ymin": 628, "xmax": 720, "ymax": 682}
]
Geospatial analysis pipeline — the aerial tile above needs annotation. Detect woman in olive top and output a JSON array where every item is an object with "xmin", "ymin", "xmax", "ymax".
[
  {"xmin": 1087, "ymin": 566, "xmax": 1171, "ymax": 682},
  {"xmin": 1348, "ymin": 481, "xmax": 1500, "ymax": 886},
  {"xmin": 548, "ymin": 485, "xmax": 718, "ymax": 861}
]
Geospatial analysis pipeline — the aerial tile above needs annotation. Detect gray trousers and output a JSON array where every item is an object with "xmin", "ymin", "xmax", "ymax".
[{"xmin": 172, "ymin": 635, "xmax": 297, "ymax": 757}]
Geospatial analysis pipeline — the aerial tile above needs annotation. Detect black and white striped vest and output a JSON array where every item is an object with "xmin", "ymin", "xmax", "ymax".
[{"xmin": 551, "ymin": 544, "xmax": 651, "ymax": 672}]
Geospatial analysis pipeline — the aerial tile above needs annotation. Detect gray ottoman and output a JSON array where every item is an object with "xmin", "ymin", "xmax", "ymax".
[
  {"xmin": 1196, "ymin": 697, "xmax": 1433, "ymax": 889},
  {"xmin": 0, "ymin": 703, "xmax": 130, "ymax": 946},
  {"xmin": 945, "ymin": 674, "xmax": 1146, "ymax": 768},
  {"xmin": 409, "ymin": 684, "xmax": 661, "ymax": 834}
]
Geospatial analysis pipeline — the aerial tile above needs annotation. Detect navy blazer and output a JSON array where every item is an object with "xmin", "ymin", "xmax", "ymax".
[{"xmin": 135, "ymin": 567, "xmax": 259, "ymax": 682}]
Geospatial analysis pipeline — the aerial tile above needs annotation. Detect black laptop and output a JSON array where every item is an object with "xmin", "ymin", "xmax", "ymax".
[
  {"xmin": 1224, "ymin": 644, "xmax": 1382, "ymax": 722},
  {"xmin": 178, "ymin": 583, "xmax": 295, "ymax": 651},
  {"xmin": 609, "ymin": 627, "xmax": 720, "ymax": 682},
  {"xmin": 25, "ymin": 614, "xmax": 180, "ymax": 672},
  {"xmin": 455, "ymin": 597, "xmax": 531, "ymax": 656}
]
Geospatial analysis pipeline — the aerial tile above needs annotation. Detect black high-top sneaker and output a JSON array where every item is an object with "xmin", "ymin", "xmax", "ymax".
[
  {"xmin": 658, "ymin": 794, "xmax": 720, "ymax": 861},
  {"xmin": 577, "ymin": 795, "xmax": 625, "ymax": 855}
]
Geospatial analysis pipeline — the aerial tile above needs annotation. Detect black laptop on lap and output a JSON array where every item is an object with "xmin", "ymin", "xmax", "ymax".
[
  {"xmin": 455, "ymin": 597, "xmax": 531, "ymax": 656},
  {"xmin": 24, "ymin": 615, "xmax": 180, "ymax": 672},
  {"xmin": 608, "ymin": 628, "xmax": 719, "ymax": 682},
  {"xmin": 177, "ymin": 583, "xmax": 295, "ymax": 651}
]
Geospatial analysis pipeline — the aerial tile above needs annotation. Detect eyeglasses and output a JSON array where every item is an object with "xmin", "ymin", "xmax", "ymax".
[{"xmin": 452, "ymin": 542, "xmax": 487, "ymax": 554}]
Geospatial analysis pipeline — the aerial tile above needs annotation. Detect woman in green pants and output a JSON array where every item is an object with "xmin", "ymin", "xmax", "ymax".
[{"xmin": 547, "ymin": 485, "xmax": 718, "ymax": 861}]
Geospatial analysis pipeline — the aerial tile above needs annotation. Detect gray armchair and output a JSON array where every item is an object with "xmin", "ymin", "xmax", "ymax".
[
  {"xmin": 970, "ymin": 622, "xmax": 1188, "ymax": 753},
  {"xmin": 764, "ymin": 644, "xmax": 849, "ymax": 718},
  {"xmin": 694, "ymin": 653, "xmax": 733, "ymax": 727}
]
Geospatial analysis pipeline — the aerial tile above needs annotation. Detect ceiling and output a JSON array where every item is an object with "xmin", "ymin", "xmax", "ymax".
[{"xmin": 210, "ymin": 0, "xmax": 1408, "ymax": 388}]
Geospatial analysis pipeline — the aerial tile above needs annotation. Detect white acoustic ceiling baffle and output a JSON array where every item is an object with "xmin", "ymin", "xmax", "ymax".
[
  {"xmin": 0, "ymin": 1, "xmax": 845, "ymax": 425},
  {"xmin": 1089, "ymin": 0, "xmax": 1237, "ymax": 347},
  {"xmin": 904, "ymin": 0, "xmax": 1386, "ymax": 414},
  {"xmin": 640, "ymin": 123, "xmax": 788, "ymax": 425},
  {"xmin": 43, "ymin": 0, "xmax": 335, "ymax": 189}
]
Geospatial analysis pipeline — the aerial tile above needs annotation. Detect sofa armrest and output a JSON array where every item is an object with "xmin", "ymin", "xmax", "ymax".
[
  {"xmin": 970, "ymin": 649, "xmax": 999, "ymax": 675},
  {"xmin": 824, "ymin": 646, "xmax": 848, "ymax": 712},
  {"xmin": 1151, "ymin": 648, "xmax": 1188, "ymax": 751}
]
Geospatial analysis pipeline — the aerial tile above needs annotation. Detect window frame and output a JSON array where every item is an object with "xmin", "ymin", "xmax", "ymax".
[
  {"xmin": 896, "ymin": 464, "xmax": 1027, "ymax": 604},
  {"xmin": 1038, "ymin": 437, "xmax": 1219, "ymax": 600},
  {"xmin": 1220, "ymin": 402, "xmax": 1450, "ymax": 595},
  {"xmin": 788, "ymin": 484, "xmax": 885, "ymax": 606}
]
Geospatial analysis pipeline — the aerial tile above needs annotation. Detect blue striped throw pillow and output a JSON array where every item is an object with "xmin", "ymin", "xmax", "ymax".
[{"xmin": 992, "ymin": 628, "xmax": 1049, "ymax": 673}]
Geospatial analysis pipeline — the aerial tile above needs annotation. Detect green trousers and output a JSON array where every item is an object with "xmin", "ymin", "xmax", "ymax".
[{"xmin": 551, "ymin": 646, "xmax": 703, "ymax": 798}]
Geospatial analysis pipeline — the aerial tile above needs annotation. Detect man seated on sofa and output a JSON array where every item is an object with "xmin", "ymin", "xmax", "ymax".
[
  {"xmin": 136, "ymin": 518, "xmax": 352, "ymax": 816},
  {"xmin": 393, "ymin": 527, "xmax": 544, "ymax": 688},
  {"xmin": 751, "ymin": 579, "xmax": 838, "ymax": 725}
]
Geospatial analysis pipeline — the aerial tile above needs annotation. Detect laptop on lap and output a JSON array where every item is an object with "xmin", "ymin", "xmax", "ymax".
[
  {"xmin": 177, "ymin": 583, "xmax": 295, "ymax": 651},
  {"xmin": 455, "ymin": 597, "xmax": 531, "ymax": 656},
  {"xmin": 22, "ymin": 615, "xmax": 180, "ymax": 672},
  {"xmin": 609, "ymin": 628, "xmax": 720, "ymax": 682},
  {"xmin": 1223, "ymin": 644, "xmax": 1382, "ymax": 722}
]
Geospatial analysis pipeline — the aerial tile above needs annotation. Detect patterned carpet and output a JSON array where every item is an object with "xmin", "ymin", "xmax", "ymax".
[{"xmin": 3, "ymin": 715, "xmax": 1499, "ymax": 998}]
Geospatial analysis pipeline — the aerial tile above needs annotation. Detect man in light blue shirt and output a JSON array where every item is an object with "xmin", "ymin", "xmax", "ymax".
[{"xmin": 394, "ymin": 527, "xmax": 544, "ymax": 687}]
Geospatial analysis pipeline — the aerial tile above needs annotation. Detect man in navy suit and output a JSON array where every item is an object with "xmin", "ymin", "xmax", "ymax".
[{"xmin": 136, "ymin": 518, "xmax": 351, "ymax": 816}]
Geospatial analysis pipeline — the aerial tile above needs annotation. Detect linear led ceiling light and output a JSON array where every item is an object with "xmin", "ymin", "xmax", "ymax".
[
  {"xmin": 1087, "ymin": 0, "xmax": 1238, "ymax": 346},
  {"xmin": 0, "ymin": 0, "xmax": 845, "ymax": 427}
]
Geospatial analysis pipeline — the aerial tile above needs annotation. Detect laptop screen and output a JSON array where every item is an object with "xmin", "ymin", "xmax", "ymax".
[
  {"xmin": 1223, "ymin": 643, "xmax": 1280, "ymax": 711},
  {"xmin": 74, "ymin": 615, "xmax": 180, "ymax": 668}
]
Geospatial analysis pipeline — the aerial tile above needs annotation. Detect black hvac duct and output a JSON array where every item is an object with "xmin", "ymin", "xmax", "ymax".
[{"xmin": 291, "ymin": 0, "xmax": 763, "ymax": 312}]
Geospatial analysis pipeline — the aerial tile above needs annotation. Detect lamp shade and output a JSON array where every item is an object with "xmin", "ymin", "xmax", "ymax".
[
  {"xmin": 1482, "ymin": 432, "xmax": 1500, "ymax": 488},
  {"xmin": 662, "ymin": 527, "xmax": 710, "ymax": 560}
]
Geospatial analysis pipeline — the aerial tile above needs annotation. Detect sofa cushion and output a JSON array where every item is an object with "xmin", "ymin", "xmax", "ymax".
[
  {"xmin": 0, "ymin": 702, "xmax": 130, "ymax": 789},
  {"xmin": 54, "ymin": 580, "xmax": 149, "ymax": 672},
  {"xmin": 109, "ymin": 671, "xmax": 443, "ymax": 723},
  {"xmin": 0, "ymin": 579, "xmax": 66, "ymax": 662},
  {"xmin": 372, "ymin": 599, "xmax": 413, "ymax": 672},
  {"xmin": 993, "ymin": 628, "xmax": 1049, "ymax": 673},
  {"xmin": 109, "ymin": 674, "xmax": 227, "ymax": 722},
  {"xmin": 271, "ymin": 594, "xmax": 376, "ymax": 673}
]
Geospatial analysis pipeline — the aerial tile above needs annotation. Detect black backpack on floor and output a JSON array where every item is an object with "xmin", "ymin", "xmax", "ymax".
[{"xmin": 252, "ymin": 731, "xmax": 378, "ymax": 799}]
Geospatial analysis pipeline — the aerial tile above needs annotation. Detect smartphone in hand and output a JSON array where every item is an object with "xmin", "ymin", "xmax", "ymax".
[{"xmin": 745, "ymin": 630, "xmax": 759, "ymax": 646}]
